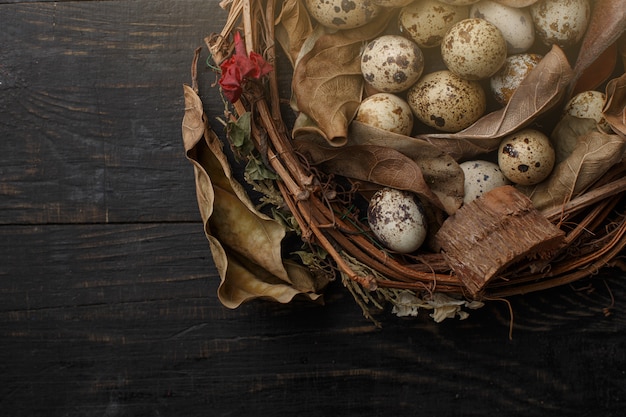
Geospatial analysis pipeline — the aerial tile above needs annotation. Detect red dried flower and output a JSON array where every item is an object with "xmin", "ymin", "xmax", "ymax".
[{"xmin": 218, "ymin": 32, "xmax": 273, "ymax": 103}]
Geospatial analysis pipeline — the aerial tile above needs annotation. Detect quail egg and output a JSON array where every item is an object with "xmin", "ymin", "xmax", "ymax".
[
  {"xmin": 367, "ymin": 188, "xmax": 428, "ymax": 253},
  {"xmin": 399, "ymin": 0, "xmax": 469, "ymax": 49},
  {"xmin": 563, "ymin": 90, "xmax": 611, "ymax": 133},
  {"xmin": 441, "ymin": 18, "xmax": 508, "ymax": 80},
  {"xmin": 407, "ymin": 70, "xmax": 486, "ymax": 132},
  {"xmin": 490, "ymin": 53, "xmax": 543, "ymax": 106},
  {"xmin": 361, "ymin": 35, "xmax": 425, "ymax": 93},
  {"xmin": 470, "ymin": 0, "xmax": 535, "ymax": 54},
  {"xmin": 304, "ymin": 0, "xmax": 381, "ymax": 30},
  {"xmin": 498, "ymin": 128, "xmax": 555, "ymax": 185},
  {"xmin": 355, "ymin": 93, "xmax": 414, "ymax": 135},
  {"xmin": 530, "ymin": 0, "xmax": 590, "ymax": 47},
  {"xmin": 460, "ymin": 160, "xmax": 509, "ymax": 203}
]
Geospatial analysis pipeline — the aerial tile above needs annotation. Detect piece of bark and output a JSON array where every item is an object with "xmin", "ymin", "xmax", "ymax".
[{"xmin": 434, "ymin": 186, "xmax": 565, "ymax": 297}]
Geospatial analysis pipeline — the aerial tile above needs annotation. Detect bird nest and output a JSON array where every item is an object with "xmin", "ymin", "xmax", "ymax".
[{"xmin": 182, "ymin": 0, "xmax": 626, "ymax": 325}]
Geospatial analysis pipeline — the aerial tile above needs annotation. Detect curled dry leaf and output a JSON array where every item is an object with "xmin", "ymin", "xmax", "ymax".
[
  {"xmin": 519, "ymin": 119, "xmax": 626, "ymax": 211},
  {"xmin": 604, "ymin": 72, "xmax": 626, "ymax": 138},
  {"xmin": 291, "ymin": 10, "xmax": 392, "ymax": 146},
  {"xmin": 275, "ymin": 0, "xmax": 313, "ymax": 68},
  {"xmin": 571, "ymin": 0, "xmax": 626, "ymax": 95},
  {"xmin": 493, "ymin": 0, "xmax": 539, "ymax": 6},
  {"xmin": 417, "ymin": 45, "xmax": 574, "ymax": 161},
  {"xmin": 182, "ymin": 84, "xmax": 323, "ymax": 308},
  {"xmin": 293, "ymin": 133, "xmax": 450, "ymax": 215}
]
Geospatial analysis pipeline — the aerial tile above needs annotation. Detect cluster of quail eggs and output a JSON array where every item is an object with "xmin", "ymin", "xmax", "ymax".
[{"xmin": 304, "ymin": 0, "xmax": 599, "ymax": 254}]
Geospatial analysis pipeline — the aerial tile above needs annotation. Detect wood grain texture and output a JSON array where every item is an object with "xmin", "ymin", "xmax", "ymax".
[{"xmin": 1, "ymin": 1, "xmax": 626, "ymax": 416}]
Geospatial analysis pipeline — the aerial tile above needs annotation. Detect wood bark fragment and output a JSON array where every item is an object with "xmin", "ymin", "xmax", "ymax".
[{"xmin": 435, "ymin": 186, "xmax": 565, "ymax": 297}]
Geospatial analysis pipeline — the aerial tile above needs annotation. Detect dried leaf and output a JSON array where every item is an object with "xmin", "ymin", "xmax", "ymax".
[
  {"xmin": 275, "ymin": 0, "xmax": 314, "ymax": 68},
  {"xmin": 293, "ymin": 136, "xmax": 447, "ymax": 213},
  {"xmin": 550, "ymin": 115, "xmax": 598, "ymax": 164},
  {"xmin": 604, "ymin": 72, "xmax": 626, "ymax": 138},
  {"xmin": 571, "ymin": 0, "xmax": 626, "ymax": 94},
  {"xmin": 417, "ymin": 45, "xmax": 574, "ymax": 160},
  {"xmin": 182, "ymin": 84, "xmax": 322, "ymax": 308},
  {"xmin": 346, "ymin": 121, "xmax": 464, "ymax": 215},
  {"xmin": 519, "ymin": 126, "xmax": 626, "ymax": 211},
  {"xmin": 493, "ymin": 0, "xmax": 538, "ymax": 6},
  {"xmin": 291, "ymin": 11, "xmax": 393, "ymax": 146}
]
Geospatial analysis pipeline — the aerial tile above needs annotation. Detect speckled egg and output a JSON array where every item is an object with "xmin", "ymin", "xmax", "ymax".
[
  {"xmin": 441, "ymin": 18, "xmax": 507, "ymax": 80},
  {"xmin": 407, "ymin": 70, "xmax": 486, "ymax": 132},
  {"xmin": 460, "ymin": 160, "xmax": 509, "ymax": 203},
  {"xmin": 490, "ymin": 53, "xmax": 543, "ymax": 106},
  {"xmin": 530, "ymin": 0, "xmax": 590, "ymax": 47},
  {"xmin": 498, "ymin": 129, "xmax": 555, "ymax": 185},
  {"xmin": 361, "ymin": 35, "xmax": 424, "ymax": 93},
  {"xmin": 367, "ymin": 188, "xmax": 428, "ymax": 253},
  {"xmin": 398, "ymin": 0, "xmax": 469, "ymax": 49},
  {"xmin": 470, "ymin": 0, "xmax": 535, "ymax": 54},
  {"xmin": 304, "ymin": 0, "xmax": 380, "ymax": 30},
  {"xmin": 372, "ymin": 0, "xmax": 413, "ymax": 7},
  {"xmin": 355, "ymin": 93, "xmax": 414, "ymax": 135},
  {"xmin": 563, "ymin": 90, "xmax": 611, "ymax": 133}
]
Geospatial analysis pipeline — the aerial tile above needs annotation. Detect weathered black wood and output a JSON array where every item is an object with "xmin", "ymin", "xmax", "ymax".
[{"xmin": 1, "ymin": 1, "xmax": 626, "ymax": 416}]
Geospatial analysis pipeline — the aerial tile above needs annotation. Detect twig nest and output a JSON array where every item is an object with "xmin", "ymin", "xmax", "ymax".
[
  {"xmin": 407, "ymin": 70, "xmax": 486, "ymax": 132},
  {"xmin": 355, "ymin": 93, "xmax": 414, "ymax": 135},
  {"xmin": 441, "ymin": 18, "xmax": 507, "ymax": 80},
  {"xmin": 470, "ymin": 0, "xmax": 535, "ymax": 54},
  {"xmin": 530, "ymin": 0, "xmax": 591, "ymax": 47},
  {"xmin": 460, "ymin": 160, "xmax": 510, "ymax": 203},
  {"xmin": 398, "ymin": 0, "xmax": 469, "ymax": 49},
  {"xmin": 361, "ymin": 35, "xmax": 424, "ymax": 93},
  {"xmin": 498, "ymin": 128, "xmax": 556, "ymax": 185},
  {"xmin": 367, "ymin": 188, "xmax": 428, "ymax": 254},
  {"xmin": 304, "ymin": 0, "xmax": 381, "ymax": 30}
]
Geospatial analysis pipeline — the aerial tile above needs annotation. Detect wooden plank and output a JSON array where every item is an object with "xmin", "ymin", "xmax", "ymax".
[
  {"xmin": 0, "ymin": 0, "xmax": 225, "ymax": 224},
  {"xmin": 1, "ymin": 223, "xmax": 626, "ymax": 415}
]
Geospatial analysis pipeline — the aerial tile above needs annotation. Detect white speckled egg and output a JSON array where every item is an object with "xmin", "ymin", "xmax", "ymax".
[
  {"xmin": 490, "ymin": 53, "xmax": 543, "ymax": 106},
  {"xmin": 470, "ymin": 0, "xmax": 535, "ymax": 54},
  {"xmin": 407, "ymin": 70, "xmax": 486, "ymax": 132},
  {"xmin": 355, "ymin": 93, "xmax": 414, "ymax": 135},
  {"xmin": 530, "ymin": 0, "xmax": 590, "ymax": 47},
  {"xmin": 399, "ymin": 0, "xmax": 469, "ymax": 49},
  {"xmin": 304, "ymin": 0, "xmax": 380, "ymax": 30},
  {"xmin": 367, "ymin": 188, "xmax": 428, "ymax": 253},
  {"xmin": 441, "ymin": 18, "xmax": 507, "ymax": 80},
  {"xmin": 498, "ymin": 129, "xmax": 555, "ymax": 185},
  {"xmin": 563, "ymin": 90, "xmax": 611, "ymax": 133},
  {"xmin": 460, "ymin": 160, "xmax": 509, "ymax": 203},
  {"xmin": 361, "ymin": 35, "xmax": 424, "ymax": 93}
]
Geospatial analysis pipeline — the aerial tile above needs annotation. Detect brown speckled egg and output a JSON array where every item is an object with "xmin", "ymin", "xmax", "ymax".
[
  {"xmin": 304, "ymin": 0, "xmax": 380, "ymax": 30},
  {"xmin": 563, "ymin": 90, "xmax": 611, "ymax": 133},
  {"xmin": 498, "ymin": 129, "xmax": 555, "ymax": 185},
  {"xmin": 470, "ymin": 0, "xmax": 535, "ymax": 54},
  {"xmin": 355, "ymin": 93, "xmax": 414, "ymax": 135},
  {"xmin": 367, "ymin": 188, "xmax": 428, "ymax": 253},
  {"xmin": 530, "ymin": 0, "xmax": 590, "ymax": 47},
  {"xmin": 399, "ymin": 0, "xmax": 469, "ymax": 49},
  {"xmin": 407, "ymin": 70, "xmax": 486, "ymax": 132},
  {"xmin": 490, "ymin": 53, "xmax": 543, "ymax": 106},
  {"xmin": 361, "ymin": 35, "xmax": 424, "ymax": 93},
  {"xmin": 441, "ymin": 18, "xmax": 507, "ymax": 80}
]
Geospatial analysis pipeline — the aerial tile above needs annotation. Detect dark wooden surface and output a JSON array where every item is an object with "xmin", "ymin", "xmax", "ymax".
[{"xmin": 1, "ymin": 1, "xmax": 625, "ymax": 416}]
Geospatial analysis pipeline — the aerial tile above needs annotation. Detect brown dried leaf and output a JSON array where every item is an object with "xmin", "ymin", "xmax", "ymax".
[
  {"xmin": 275, "ymin": 0, "xmax": 313, "ymax": 68},
  {"xmin": 519, "ymin": 127, "xmax": 626, "ymax": 211},
  {"xmin": 182, "ymin": 84, "xmax": 322, "ymax": 308},
  {"xmin": 417, "ymin": 45, "xmax": 574, "ymax": 160},
  {"xmin": 604, "ymin": 72, "xmax": 626, "ymax": 138},
  {"xmin": 493, "ymin": 0, "xmax": 538, "ymax": 6},
  {"xmin": 291, "ymin": 11, "xmax": 393, "ymax": 146},
  {"xmin": 571, "ymin": 0, "xmax": 626, "ymax": 94},
  {"xmin": 293, "ymin": 136, "xmax": 447, "ymax": 213}
]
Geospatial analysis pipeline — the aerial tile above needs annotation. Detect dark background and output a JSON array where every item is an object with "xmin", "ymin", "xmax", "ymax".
[{"xmin": 1, "ymin": 1, "xmax": 625, "ymax": 416}]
